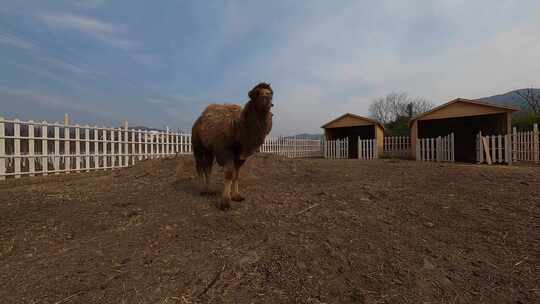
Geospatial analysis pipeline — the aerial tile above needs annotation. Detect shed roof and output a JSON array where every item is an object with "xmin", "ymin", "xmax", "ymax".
[
  {"xmin": 411, "ymin": 98, "xmax": 519, "ymax": 124},
  {"xmin": 321, "ymin": 113, "xmax": 384, "ymax": 129}
]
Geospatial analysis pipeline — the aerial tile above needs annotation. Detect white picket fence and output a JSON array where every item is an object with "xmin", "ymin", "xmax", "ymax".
[
  {"xmin": 476, "ymin": 133, "xmax": 511, "ymax": 164},
  {"xmin": 476, "ymin": 124, "xmax": 539, "ymax": 165},
  {"xmin": 383, "ymin": 136, "xmax": 410, "ymax": 158},
  {"xmin": 512, "ymin": 124, "xmax": 539, "ymax": 163},
  {"xmin": 259, "ymin": 137, "xmax": 322, "ymax": 158},
  {"xmin": 0, "ymin": 115, "xmax": 329, "ymax": 180},
  {"xmin": 323, "ymin": 138, "xmax": 349, "ymax": 159},
  {"xmin": 0, "ymin": 116, "xmax": 192, "ymax": 179},
  {"xmin": 4, "ymin": 114, "xmax": 533, "ymax": 179},
  {"xmin": 416, "ymin": 133, "xmax": 455, "ymax": 162},
  {"xmin": 358, "ymin": 138, "xmax": 377, "ymax": 160}
]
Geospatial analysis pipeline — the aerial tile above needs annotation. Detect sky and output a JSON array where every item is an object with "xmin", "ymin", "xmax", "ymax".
[{"xmin": 0, "ymin": 0, "xmax": 539, "ymax": 135}]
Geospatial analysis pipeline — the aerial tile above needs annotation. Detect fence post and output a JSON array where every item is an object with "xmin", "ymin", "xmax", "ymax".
[
  {"xmin": 157, "ymin": 132, "xmax": 162, "ymax": 158},
  {"xmin": 149, "ymin": 132, "xmax": 154, "ymax": 159},
  {"xmin": 144, "ymin": 131, "xmax": 149, "ymax": 159},
  {"xmin": 490, "ymin": 135, "xmax": 496, "ymax": 164},
  {"xmin": 450, "ymin": 133, "xmax": 454, "ymax": 162},
  {"xmin": 424, "ymin": 138, "xmax": 428, "ymax": 161},
  {"xmin": 85, "ymin": 127, "xmax": 90, "ymax": 172},
  {"xmin": 156, "ymin": 132, "xmax": 160, "ymax": 158},
  {"xmin": 416, "ymin": 138, "xmax": 420, "ymax": 161},
  {"xmin": 75, "ymin": 124, "xmax": 81, "ymax": 172},
  {"xmin": 162, "ymin": 130, "xmax": 167, "ymax": 157},
  {"xmin": 435, "ymin": 136, "xmax": 442, "ymax": 161},
  {"xmin": 103, "ymin": 127, "xmax": 109, "ymax": 170},
  {"xmin": 482, "ymin": 136, "xmax": 492, "ymax": 165},
  {"xmin": 137, "ymin": 129, "xmax": 142, "ymax": 161},
  {"xmin": 14, "ymin": 119, "xmax": 21, "ymax": 178},
  {"xmin": 512, "ymin": 127, "xmax": 517, "ymax": 162},
  {"xmin": 173, "ymin": 131, "xmax": 178, "ymax": 155},
  {"xmin": 93, "ymin": 128, "xmax": 100, "ymax": 170},
  {"xmin": 371, "ymin": 139, "xmax": 376, "ymax": 159},
  {"xmin": 41, "ymin": 122, "xmax": 48, "ymax": 176},
  {"xmin": 0, "ymin": 117, "xmax": 5, "ymax": 180},
  {"xmin": 166, "ymin": 127, "xmax": 170, "ymax": 156},
  {"xmin": 178, "ymin": 133, "xmax": 186, "ymax": 154},
  {"xmin": 28, "ymin": 120, "xmax": 35, "ymax": 176},
  {"xmin": 110, "ymin": 129, "xmax": 116, "ymax": 168},
  {"xmin": 64, "ymin": 114, "xmax": 70, "ymax": 174},
  {"xmin": 496, "ymin": 135, "xmax": 502, "ymax": 163},
  {"xmin": 158, "ymin": 132, "xmax": 165, "ymax": 158},
  {"xmin": 123, "ymin": 121, "xmax": 129, "ymax": 166},
  {"xmin": 444, "ymin": 135, "xmax": 449, "ymax": 161},
  {"xmin": 505, "ymin": 134, "xmax": 511, "ymax": 165},
  {"xmin": 131, "ymin": 129, "xmax": 136, "ymax": 165},
  {"xmin": 118, "ymin": 128, "xmax": 123, "ymax": 166},
  {"xmin": 478, "ymin": 132, "xmax": 484, "ymax": 164},
  {"xmin": 423, "ymin": 138, "xmax": 427, "ymax": 161},
  {"xmin": 534, "ymin": 124, "xmax": 539, "ymax": 163},
  {"xmin": 157, "ymin": 131, "xmax": 161, "ymax": 158},
  {"xmin": 358, "ymin": 137, "xmax": 362, "ymax": 160}
]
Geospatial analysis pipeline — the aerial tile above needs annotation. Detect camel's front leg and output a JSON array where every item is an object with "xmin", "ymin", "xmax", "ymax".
[
  {"xmin": 220, "ymin": 162, "xmax": 234, "ymax": 210},
  {"xmin": 231, "ymin": 165, "xmax": 245, "ymax": 202},
  {"xmin": 231, "ymin": 159, "xmax": 245, "ymax": 202}
]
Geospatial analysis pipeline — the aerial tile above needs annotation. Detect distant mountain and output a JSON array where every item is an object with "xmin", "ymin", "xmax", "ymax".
[{"xmin": 478, "ymin": 88, "xmax": 540, "ymax": 110}]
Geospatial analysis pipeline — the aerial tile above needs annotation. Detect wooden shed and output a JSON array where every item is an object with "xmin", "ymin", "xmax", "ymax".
[
  {"xmin": 410, "ymin": 98, "xmax": 519, "ymax": 162},
  {"xmin": 321, "ymin": 113, "xmax": 384, "ymax": 159}
]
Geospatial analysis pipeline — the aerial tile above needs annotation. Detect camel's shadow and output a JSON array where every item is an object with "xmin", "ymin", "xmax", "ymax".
[
  {"xmin": 173, "ymin": 177, "xmax": 200, "ymax": 196},
  {"xmin": 173, "ymin": 176, "xmax": 219, "ymax": 198}
]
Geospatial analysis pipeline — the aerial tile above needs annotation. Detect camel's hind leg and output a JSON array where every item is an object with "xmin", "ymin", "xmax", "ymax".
[
  {"xmin": 194, "ymin": 147, "xmax": 214, "ymax": 195},
  {"xmin": 200, "ymin": 157, "xmax": 214, "ymax": 195}
]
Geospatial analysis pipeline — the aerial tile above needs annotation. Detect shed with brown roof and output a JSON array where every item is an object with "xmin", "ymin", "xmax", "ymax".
[
  {"xmin": 321, "ymin": 113, "xmax": 384, "ymax": 158},
  {"xmin": 410, "ymin": 98, "xmax": 519, "ymax": 162}
]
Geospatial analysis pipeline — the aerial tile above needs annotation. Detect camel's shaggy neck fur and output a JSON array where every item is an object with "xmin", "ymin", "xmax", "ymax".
[{"xmin": 236, "ymin": 100, "xmax": 272, "ymax": 159}]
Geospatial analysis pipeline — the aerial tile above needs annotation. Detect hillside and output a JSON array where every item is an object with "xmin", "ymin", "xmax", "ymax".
[{"xmin": 479, "ymin": 88, "xmax": 540, "ymax": 110}]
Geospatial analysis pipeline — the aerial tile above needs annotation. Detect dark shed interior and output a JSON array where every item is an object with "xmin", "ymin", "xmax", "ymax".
[
  {"xmin": 418, "ymin": 113, "xmax": 507, "ymax": 162},
  {"xmin": 325, "ymin": 126, "xmax": 375, "ymax": 159}
]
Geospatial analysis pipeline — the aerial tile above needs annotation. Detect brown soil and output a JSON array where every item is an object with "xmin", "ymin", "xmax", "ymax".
[{"xmin": 1, "ymin": 155, "xmax": 539, "ymax": 304}]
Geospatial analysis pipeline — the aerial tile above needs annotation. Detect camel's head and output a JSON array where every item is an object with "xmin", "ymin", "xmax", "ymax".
[{"xmin": 248, "ymin": 82, "xmax": 273, "ymax": 112}]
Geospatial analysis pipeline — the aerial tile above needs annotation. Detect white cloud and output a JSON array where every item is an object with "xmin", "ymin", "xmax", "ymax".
[
  {"xmin": 147, "ymin": 98, "xmax": 171, "ymax": 105},
  {"xmin": 15, "ymin": 65, "xmax": 87, "ymax": 92},
  {"xmin": 39, "ymin": 13, "xmax": 117, "ymax": 34},
  {"xmin": 132, "ymin": 54, "xmax": 164, "ymax": 69},
  {"xmin": 38, "ymin": 57, "xmax": 89, "ymax": 75},
  {"xmin": 75, "ymin": 0, "xmax": 110, "ymax": 9},
  {"xmin": 0, "ymin": 86, "xmax": 112, "ymax": 118},
  {"xmin": 37, "ymin": 13, "xmax": 137, "ymax": 49},
  {"xmin": 0, "ymin": 32, "xmax": 36, "ymax": 50}
]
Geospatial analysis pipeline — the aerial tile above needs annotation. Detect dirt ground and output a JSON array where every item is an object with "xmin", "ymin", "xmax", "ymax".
[{"xmin": 0, "ymin": 154, "xmax": 539, "ymax": 304}]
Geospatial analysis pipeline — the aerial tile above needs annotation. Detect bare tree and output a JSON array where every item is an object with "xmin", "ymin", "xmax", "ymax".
[
  {"xmin": 368, "ymin": 92, "xmax": 434, "ymax": 124},
  {"xmin": 369, "ymin": 97, "xmax": 394, "ymax": 124},
  {"xmin": 408, "ymin": 97, "xmax": 434, "ymax": 117},
  {"xmin": 515, "ymin": 87, "xmax": 540, "ymax": 115}
]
